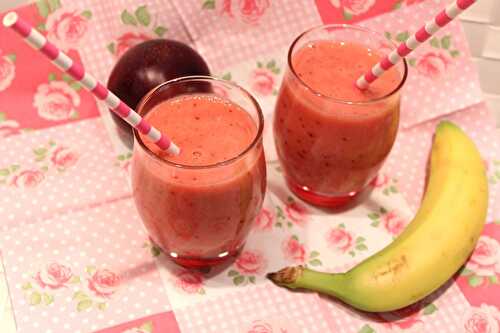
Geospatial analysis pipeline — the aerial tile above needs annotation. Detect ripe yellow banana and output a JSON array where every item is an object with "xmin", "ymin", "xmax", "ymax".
[{"xmin": 268, "ymin": 121, "xmax": 488, "ymax": 312}]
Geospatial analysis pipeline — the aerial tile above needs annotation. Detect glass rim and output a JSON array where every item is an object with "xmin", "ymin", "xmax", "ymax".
[
  {"xmin": 287, "ymin": 23, "xmax": 408, "ymax": 105},
  {"xmin": 133, "ymin": 75, "xmax": 264, "ymax": 170}
]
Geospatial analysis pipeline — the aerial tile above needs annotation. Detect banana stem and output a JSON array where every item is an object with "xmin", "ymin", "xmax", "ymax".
[{"xmin": 267, "ymin": 266, "xmax": 348, "ymax": 299}]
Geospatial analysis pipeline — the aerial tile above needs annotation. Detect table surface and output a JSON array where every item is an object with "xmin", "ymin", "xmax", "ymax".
[{"xmin": 0, "ymin": 0, "xmax": 499, "ymax": 332}]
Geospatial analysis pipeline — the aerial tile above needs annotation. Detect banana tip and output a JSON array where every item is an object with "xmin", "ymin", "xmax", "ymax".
[{"xmin": 267, "ymin": 266, "xmax": 304, "ymax": 285}]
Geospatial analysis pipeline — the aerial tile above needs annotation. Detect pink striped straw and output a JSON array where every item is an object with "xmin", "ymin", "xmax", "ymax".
[
  {"xmin": 356, "ymin": 0, "xmax": 477, "ymax": 90},
  {"xmin": 2, "ymin": 12, "xmax": 180, "ymax": 155}
]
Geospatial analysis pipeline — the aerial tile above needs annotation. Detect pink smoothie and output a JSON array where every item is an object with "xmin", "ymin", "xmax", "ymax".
[
  {"xmin": 132, "ymin": 94, "xmax": 266, "ymax": 267},
  {"xmin": 274, "ymin": 40, "xmax": 402, "ymax": 200}
]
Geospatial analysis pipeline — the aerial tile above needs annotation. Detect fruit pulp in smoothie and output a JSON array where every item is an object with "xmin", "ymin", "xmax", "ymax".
[
  {"xmin": 132, "ymin": 94, "xmax": 266, "ymax": 267},
  {"xmin": 274, "ymin": 40, "xmax": 401, "ymax": 205}
]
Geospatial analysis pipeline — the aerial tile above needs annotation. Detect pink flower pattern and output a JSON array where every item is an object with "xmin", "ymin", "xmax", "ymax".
[
  {"xmin": 34, "ymin": 262, "xmax": 73, "ymax": 289},
  {"xmin": 370, "ymin": 174, "xmax": 390, "ymax": 188},
  {"xmin": 416, "ymin": 52, "xmax": 451, "ymax": 80},
  {"xmin": 382, "ymin": 211, "xmax": 408, "ymax": 236},
  {"xmin": 463, "ymin": 304, "xmax": 500, "ymax": 333},
  {"xmin": 173, "ymin": 270, "xmax": 205, "ymax": 294},
  {"xmin": 0, "ymin": 53, "xmax": 16, "ymax": 91},
  {"xmin": 218, "ymin": 0, "xmax": 271, "ymax": 24},
  {"xmin": 254, "ymin": 208, "xmax": 274, "ymax": 230},
  {"xmin": 330, "ymin": 0, "xmax": 376, "ymax": 15},
  {"xmin": 87, "ymin": 268, "xmax": 120, "ymax": 298},
  {"xmin": 10, "ymin": 169, "xmax": 45, "ymax": 188},
  {"xmin": 0, "ymin": 120, "xmax": 21, "ymax": 138},
  {"xmin": 285, "ymin": 201, "xmax": 309, "ymax": 227},
  {"xmin": 114, "ymin": 32, "xmax": 152, "ymax": 59},
  {"xmin": 250, "ymin": 68, "xmax": 275, "ymax": 96},
  {"xmin": 326, "ymin": 227, "xmax": 353, "ymax": 253},
  {"xmin": 46, "ymin": 9, "xmax": 89, "ymax": 51},
  {"xmin": 235, "ymin": 250, "xmax": 266, "ymax": 275},
  {"xmin": 50, "ymin": 146, "xmax": 79, "ymax": 169},
  {"xmin": 282, "ymin": 236, "xmax": 307, "ymax": 264},
  {"xmin": 466, "ymin": 236, "xmax": 500, "ymax": 277},
  {"xmin": 33, "ymin": 81, "xmax": 80, "ymax": 121}
]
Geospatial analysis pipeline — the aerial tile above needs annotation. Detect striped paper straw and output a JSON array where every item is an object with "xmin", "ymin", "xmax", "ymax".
[
  {"xmin": 356, "ymin": 0, "xmax": 476, "ymax": 90},
  {"xmin": 2, "ymin": 12, "xmax": 180, "ymax": 155}
]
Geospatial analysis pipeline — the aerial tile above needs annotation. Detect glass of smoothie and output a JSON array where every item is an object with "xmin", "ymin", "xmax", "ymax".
[
  {"xmin": 274, "ymin": 24, "xmax": 407, "ymax": 208},
  {"xmin": 132, "ymin": 76, "xmax": 266, "ymax": 268}
]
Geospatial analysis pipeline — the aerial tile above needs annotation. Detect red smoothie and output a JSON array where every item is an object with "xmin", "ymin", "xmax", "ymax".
[
  {"xmin": 132, "ymin": 93, "xmax": 266, "ymax": 267},
  {"xmin": 274, "ymin": 38, "xmax": 404, "ymax": 206}
]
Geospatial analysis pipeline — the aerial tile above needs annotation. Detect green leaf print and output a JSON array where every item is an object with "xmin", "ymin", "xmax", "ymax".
[
  {"xmin": 266, "ymin": 60, "xmax": 276, "ymax": 69},
  {"xmin": 489, "ymin": 275, "xmax": 499, "ymax": 284},
  {"xmin": 81, "ymin": 10, "xmax": 92, "ymax": 19},
  {"xmin": 358, "ymin": 324, "xmax": 376, "ymax": 333},
  {"xmin": 22, "ymin": 282, "xmax": 32, "ymax": 290},
  {"xmin": 107, "ymin": 42, "xmax": 116, "ymax": 55},
  {"xmin": 135, "ymin": 6, "xmax": 151, "ymax": 27},
  {"xmin": 140, "ymin": 321, "xmax": 154, "ymax": 333},
  {"xmin": 309, "ymin": 259, "xmax": 322, "ymax": 267},
  {"xmin": 342, "ymin": 10, "xmax": 353, "ymax": 20},
  {"xmin": 0, "ymin": 112, "xmax": 5, "ymax": 122},
  {"xmin": 460, "ymin": 267, "xmax": 473, "ymax": 276},
  {"xmin": 257, "ymin": 61, "xmax": 263, "ymax": 68},
  {"xmin": 36, "ymin": 23, "xmax": 47, "ymax": 31},
  {"xmin": 221, "ymin": 72, "xmax": 232, "ymax": 81},
  {"xmin": 379, "ymin": 207, "xmax": 387, "ymax": 214},
  {"xmin": 151, "ymin": 245, "xmax": 162, "ymax": 257},
  {"xmin": 33, "ymin": 148, "xmax": 47, "ymax": 156},
  {"xmin": 121, "ymin": 10, "xmax": 138, "ymax": 26},
  {"xmin": 408, "ymin": 58, "xmax": 417, "ymax": 67},
  {"xmin": 338, "ymin": 223, "xmax": 346, "ymax": 229},
  {"xmin": 440, "ymin": 35, "xmax": 451, "ymax": 49},
  {"xmin": 73, "ymin": 291, "xmax": 88, "ymax": 301},
  {"xmin": 69, "ymin": 276, "xmax": 81, "ymax": 284},
  {"xmin": 468, "ymin": 275, "xmax": 484, "ymax": 287},
  {"xmin": 47, "ymin": 0, "xmax": 61, "ymax": 12},
  {"xmin": 62, "ymin": 73, "xmax": 72, "ymax": 82},
  {"xmin": 202, "ymin": 0, "xmax": 216, "ymax": 10},
  {"xmin": 249, "ymin": 276, "xmax": 256, "ymax": 284},
  {"xmin": 5, "ymin": 54, "xmax": 16, "ymax": 62},
  {"xmin": 309, "ymin": 251, "xmax": 320, "ymax": 258},
  {"xmin": 0, "ymin": 169, "xmax": 10, "ymax": 177},
  {"xmin": 48, "ymin": 73, "xmax": 57, "ymax": 82},
  {"xmin": 154, "ymin": 26, "xmax": 168, "ymax": 37},
  {"xmin": 429, "ymin": 37, "xmax": 440, "ymax": 48},
  {"xmin": 77, "ymin": 299, "xmax": 93, "ymax": 312},
  {"xmin": 233, "ymin": 275, "xmax": 245, "ymax": 286},
  {"xmin": 70, "ymin": 81, "xmax": 82, "ymax": 91},
  {"xmin": 86, "ymin": 265, "xmax": 97, "ymax": 275},
  {"xmin": 36, "ymin": 0, "xmax": 50, "ymax": 18},
  {"xmin": 423, "ymin": 303, "xmax": 438, "ymax": 315},
  {"xmin": 42, "ymin": 293, "xmax": 54, "ymax": 305},
  {"xmin": 356, "ymin": 236, "xmax": 366, "ymax": 243},
  {"xmin": 392, "ymin": 0, "xmax": 403, "ymax": 10},
  {"xmin": 384, "ymin": 32, "xmax": 392, "ymax": 40},
  {"xmin": 367, "ymin": 213, "xmax": 379, "ymax": 220},
  {"xmin": 97, "ymin": 302, "xmax": 108, "ymax": 310},
  {"xmin": 356, "ymin": 244, "xmax": 368, "ymax": 251},
  {"xmin": 228, "ymin": 270, "xmax": 239, "ymax": 277},
  {"xmin": 396, "ymin": 31, "xmax": 410, "ymax": 42},
  {"xmin": 30, "ymin": 292, "xmax": 42, "ymax": 305}
]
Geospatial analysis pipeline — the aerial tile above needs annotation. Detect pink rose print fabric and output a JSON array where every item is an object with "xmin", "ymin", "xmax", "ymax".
[
  {"xmin": 172, "ymin": 270, "xmax": 205, "ymax": 295},
  {"xmin": 0, "ymin": 4, "xmax": 99, "ymax": 132},
  {"xmin": 462, "ymin": 304, "xmax": 500, "ymax": 333},
  {"xmin": 34, "ymin": 80, "xmax": 80, "ymax": 121},
  {"xmin": 416, "ymin": 51, "xmax": 452, "ymax": 80},
  {"xmin": 0, "ymin": 199, "xmax": 171, "ymax": 332},
  {"xmin": 207, "ymin": 0, "xmax": 271, "ymax": 25},
  {"xmin": 254, "ymin": 208, "xmax": 274, "ymax": 231},
  {"xmin": 0, "ymin": 50, "xmax": 16, "ymax": 92},
  {"xmin": 282, "ymin": 235, "xmax": 307, "ymax": 264},
  {"xmin": 34, "ymin": 262, "xmax": 73, "ymax": 290},
  {"xmin": 227, "ymin": 249, "xmax": 267, "ymax": 286},
  {"xmin": 45, "ymin": 7, "xmax": 91, "ymax": 52}
]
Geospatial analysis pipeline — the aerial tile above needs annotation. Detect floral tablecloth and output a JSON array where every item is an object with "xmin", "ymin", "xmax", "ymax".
[{"xmin": 0, "ymin": 0, "xmax": 499, "ymax": 332}]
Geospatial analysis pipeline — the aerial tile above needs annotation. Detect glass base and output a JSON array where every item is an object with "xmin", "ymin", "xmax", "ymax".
[
  {"xmin": 286, "ymin": 178, "xmax": 359, "ymax": 208},
  {"xmin": 166, "ymin": 247, "xmax": 242, "ymax": 269}
]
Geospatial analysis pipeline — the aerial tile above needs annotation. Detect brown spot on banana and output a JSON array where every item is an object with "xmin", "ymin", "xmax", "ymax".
[
  {"xmin": 372, "ymin": 255, "xmax": 408, "ymax": 283},
  {"xmin": 267, "ymin": 266, "xmax": 304, "ymax": 286}
]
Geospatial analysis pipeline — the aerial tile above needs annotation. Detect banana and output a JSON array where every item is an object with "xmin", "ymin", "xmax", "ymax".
[{"xmin": 268, "ymin": 121, "xmax": 488, "ymax": 312}]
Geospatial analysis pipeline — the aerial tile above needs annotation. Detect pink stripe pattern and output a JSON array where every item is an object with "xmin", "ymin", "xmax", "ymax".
[
  {"xmin": 356, "ymin": 0, "xmax": 477, "ymax": 89},
  {"xmin": 2, "ymin": 12, "xmax": 180, "ymax": 155}
]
